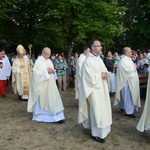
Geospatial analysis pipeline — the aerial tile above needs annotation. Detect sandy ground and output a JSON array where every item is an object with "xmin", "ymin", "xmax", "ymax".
[{"xmin": 0, "ymin": 83, "xmax": 150, "ymax": 150}]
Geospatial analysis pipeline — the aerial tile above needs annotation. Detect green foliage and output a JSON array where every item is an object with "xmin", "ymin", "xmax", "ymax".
[
  {"xmin": 0, "ymin": 0, "xmax": 125, "ymax": 54},
  {"xmin": 116, "ymin": 0, "xmax": 150, "ymax": 50}
]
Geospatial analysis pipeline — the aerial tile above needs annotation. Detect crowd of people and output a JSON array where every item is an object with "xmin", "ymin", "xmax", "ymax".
[{"xmin": 0, "ymin": 41, "xmax": 150, "ymax": 144}]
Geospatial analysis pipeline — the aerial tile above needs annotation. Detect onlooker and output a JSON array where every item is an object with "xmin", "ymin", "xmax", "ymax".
[
  {"xmin": 104, "ymin": 51, "xmax": 116, "ymax": 95},
  {"xmin": 137, "ymin": 53, "xmax": 147, "ymax": 74},
  {"xmin": 131, "ymin": 50, "xmax": 138, "ymax": 67},
  {"xmin": 72, "ymin": 52, "xmax": 79, "ymax": 88},
  {"xmin": 55, "ymin": 54, "xmax": 68, "ymax": 91}
]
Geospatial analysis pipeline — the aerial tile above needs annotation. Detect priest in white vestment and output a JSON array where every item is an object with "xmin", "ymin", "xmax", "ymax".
[
  {"xmin": 75, "ymin": 46, "xmax": 90, "ymax": 100},
  {"xmin": 137, "ymin": 73, "xmax": 150, "ymax": 132},
  {"xmin": 114, "ymin": 47, "xmax": 141, "ymax": 118},
  {"xmin": 12, "ymin": 45, "xmax": 31, "ymax": 100},
  {"xmin": 78, "ymin": 40, "xmax": 112, "ymax": 143},
  {"xmin": 27, "ymin": 47, "xmax": 65, "ymax": 123},
  {"xmin": 0, "ymin": 49, "xmax": 11, "ymax": 97}
]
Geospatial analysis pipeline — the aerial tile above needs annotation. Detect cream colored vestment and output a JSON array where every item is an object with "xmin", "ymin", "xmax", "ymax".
[
  {"xmin": 78, "ymin": 53, "xmax": 112, "ymax": 130},
  {"xmin": 114, "ymin": 55, "xmax": 141, "ymax": 107},
  {"xmin": 137, "ymin": 73, "xmax": 150, "ymax": 132},
  {"xmin": 27, "ymin": 56, "xmax": 64, "ymax": 114},
  {"xmin": 75, "ymin": 54, "xmax": 86, "ymax": 100},
  {"xmin": 12, "ymin": 57, "xmax": 31, "ymax": 96}
]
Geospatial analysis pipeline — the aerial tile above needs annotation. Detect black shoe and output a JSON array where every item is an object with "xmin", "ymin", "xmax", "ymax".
[
  {"xmin": 120, "ymin": 108, "xmax": 124, "ymax": 112},
  {"xmin": 125, "ymin": 113, "xmax": 136, "ymax": 118},
  {"xmin": 22, "ymin": 99, "xmax": 28, "ymax": 101},
  {"xmin": 55, "ymin": 120, "xmax": 65, "ymax": 124},
  {"xmin": 18, "ymin": 95, "xmax": 22, "ymax": 101},
  {"xmin": 91, "ymin": 136, "xmax": 105, "ymax": 143}
]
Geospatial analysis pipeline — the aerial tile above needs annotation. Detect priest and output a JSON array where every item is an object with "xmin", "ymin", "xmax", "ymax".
[
  {"xmin": 27, "ymin": 47, "xmax": 65, "ymax": 123},
  {"xmin": 12, "ymin": 45, "xmax": 31, "ymax": 100},
  {"xmin": 114, "ymin": 47, "xmax": 141, "ymax": 118},
  {"xmin": 78, "ymin": 40, "xmax": 112, "ymax": 143},
  {"xmin": 136, "ymin": 72, "xmax": 150, "ymax": 132},
  {"xmin": 75, "ymin": 46, "xmax": 90, "ymax": 100}
]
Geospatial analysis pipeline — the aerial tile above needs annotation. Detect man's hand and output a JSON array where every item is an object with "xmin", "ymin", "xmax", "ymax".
[
  {"xmin": 20, "ymin": 64, "xmax": 25, "ymax": 68},
  {"xmin": 0, "ymin": 64, "xmax": 3, "ymax": 68},
  {"xmin": 113, "ymin": 64, "xmax": 117, "ymax": 68},
  {"xmin": 47, "ymin": 68, "xmax": 54, "ymax": 74},
  {"xmin": 101, "ymin": 72, "xmax": 109, "ymax": 79}
]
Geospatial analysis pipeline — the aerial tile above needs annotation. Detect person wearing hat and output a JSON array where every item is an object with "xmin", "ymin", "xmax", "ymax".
[{"xmin": 12, "ymin": 45, "xmax": 31, "ymax": 100}]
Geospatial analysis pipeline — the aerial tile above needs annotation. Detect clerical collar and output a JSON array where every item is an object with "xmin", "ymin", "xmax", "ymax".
[
  {"xmin": 90, "ymin": 52, "xmax": 99, "ymax": 57},
  {"xmin": 124, "ymin": 55, "xmax": 131, "ymax": 60}
]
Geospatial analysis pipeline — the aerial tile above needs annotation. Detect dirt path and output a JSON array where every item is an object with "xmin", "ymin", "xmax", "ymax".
[{"xmin": 0, "ymin": 84, "xmax": 150, "ymax": 150}]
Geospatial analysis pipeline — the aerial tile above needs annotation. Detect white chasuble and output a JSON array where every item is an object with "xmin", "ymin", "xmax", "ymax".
[
  {"xmin": 27, "ymin": 56, "xmax": 64, "ymax": 114},
  {"xmin": 75, "ymin": 54, "xmax": 86, "ymax": 100},
  {"xmin": 114, "ymin": 55, "xmax": 141, "ymax": 107},
  {"xmin": 137, "ymin": 73, "xmax": 150, "ymax": 132},
  {"xmin": 78, "ymin": 52, "xmax": 112, "ymax": 129}
]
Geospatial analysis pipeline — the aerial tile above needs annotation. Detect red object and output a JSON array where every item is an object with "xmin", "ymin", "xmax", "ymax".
[
  {"xmin": 0, "ymin": 80, "xmax": 7, "ymax": 95},
  {"xmin": 0, "ymin": 57, "xmax": 3, "ymax": 68}
]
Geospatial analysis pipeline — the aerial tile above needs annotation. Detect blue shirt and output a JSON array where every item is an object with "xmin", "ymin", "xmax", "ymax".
[{"xmin": 55, "ymin": 60, "xmax": 67, "ymax": 76}]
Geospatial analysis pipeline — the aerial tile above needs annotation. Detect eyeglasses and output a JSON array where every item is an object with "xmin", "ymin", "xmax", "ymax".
[
  {"xmin": 44, "ymin": 52, "xmax": 51, "ymax": 56},
  {"xmin": 93, "ymin": 45, "xmax": 102, "ymax": 47}
]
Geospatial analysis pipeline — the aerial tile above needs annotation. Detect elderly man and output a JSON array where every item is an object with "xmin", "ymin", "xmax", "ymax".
[
  {"xmin": 114, "ymin": 47, "xmax": 141, "ymax": 118},
  {"xmin": 75, "ymin": 46, "xmax": 90, "ymax": 100},
  {"xmin": 12, "ymin": 45, "xmax": 31, "ymax": 100},
  {"xmin": 136, "ymin": 72, "xmax": 150, "ymax": 132},
  {"xmin": 78, "ymin": 40, "xmax": 112, "ymax": 143},
  {"xmin": 27, "ymin": 47, "xmax": 65, "ymax": 123}
]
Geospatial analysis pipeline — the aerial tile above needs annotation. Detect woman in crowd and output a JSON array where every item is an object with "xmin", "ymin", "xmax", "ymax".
[
  {"xmin": 55, "ymin": 54, "xmax": 68, "ymax": 91},
  {"xmin": 131, "ymin": 50, "xmax": 138, "ymax": 68},
  {"xmin": 72, "ymin": 52, "xmax": 79, "ymax": 89},
  {"xmin": 137, "ymin": 53, "xmax": 147, "ymax": 74},
  {"xmin": 104, "ymin": 51, "xmax": 116, "ymax": 95}
]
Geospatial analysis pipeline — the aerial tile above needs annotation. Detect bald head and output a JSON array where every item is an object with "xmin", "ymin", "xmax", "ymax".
[
  {"xmin": 42, "ymin": 47, "xmax": 51, "ymax": 59},
  {"xmin": 122, "ymin": 47, "xmax": 132, "ymax": 58}
]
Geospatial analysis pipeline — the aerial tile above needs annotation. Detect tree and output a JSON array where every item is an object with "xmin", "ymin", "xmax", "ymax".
[
  {"xmin": 116, "ymin": 0, "xmax": 150, "ymax": 50},
  {"xmin": 0, "ymin": 0, "xmax": 126, "ymax": 82}
]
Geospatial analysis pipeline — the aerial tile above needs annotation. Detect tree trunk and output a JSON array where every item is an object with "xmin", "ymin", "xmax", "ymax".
[{"xmin": 66, "ymin": 43, "xmax": 72, "ymax": 87}]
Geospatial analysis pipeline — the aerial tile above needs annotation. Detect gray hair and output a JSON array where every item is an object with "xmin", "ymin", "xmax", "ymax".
[
  {"xmin": 122, "ymin": 47, "xmax": 131, "ymax": 54},
  {"xmin": 42, "ymin": 47, "xmax": 51, "ymax": 54}
]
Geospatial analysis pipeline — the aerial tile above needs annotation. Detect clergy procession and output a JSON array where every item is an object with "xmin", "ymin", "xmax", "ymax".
[{"xmin": 0, "ymin": 40, "xmax": 150, "ymax": 146}]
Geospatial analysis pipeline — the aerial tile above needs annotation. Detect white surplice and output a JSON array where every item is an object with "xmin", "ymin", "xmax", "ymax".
[
  {"xmin": 0, "ymin": 55, "xmax": 11, "ymax": 80},
  {"xmin": 75, "ymin": 54, "xmax": 86, "ymax": 100}
]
